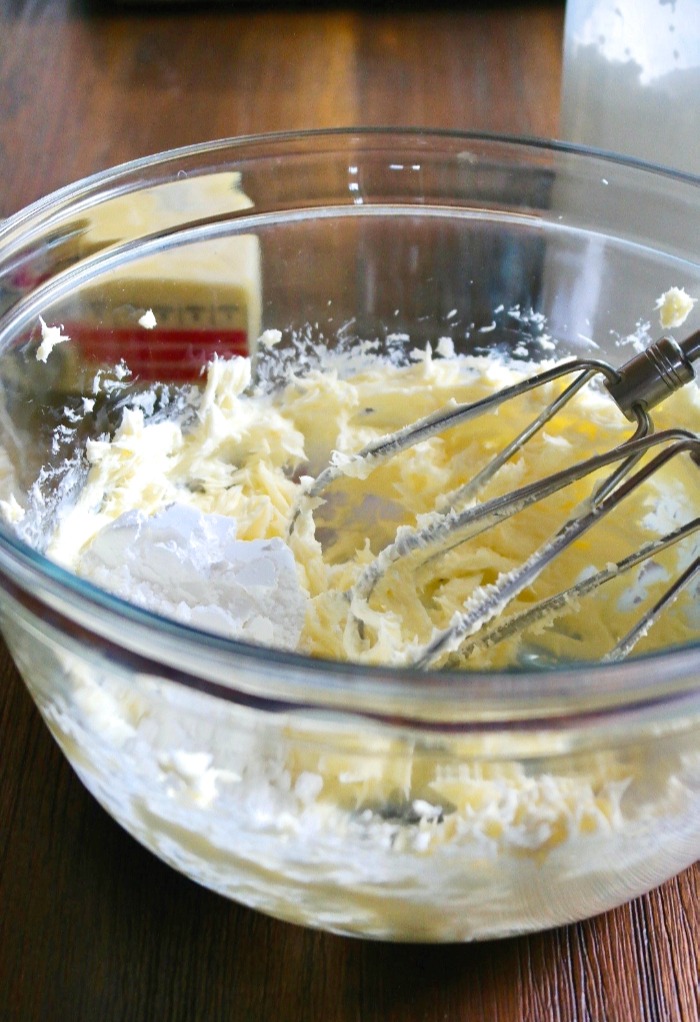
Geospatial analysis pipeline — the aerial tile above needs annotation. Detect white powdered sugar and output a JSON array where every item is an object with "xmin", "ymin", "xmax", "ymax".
[{"xmin": 76, "ymin": 503, "xmax": 308, "ymax": 650}]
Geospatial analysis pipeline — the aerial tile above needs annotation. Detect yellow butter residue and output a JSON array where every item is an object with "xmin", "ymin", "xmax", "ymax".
[
  {"xmin": 35, "ymin": 317, "xmax": 70, "ymax": 363},
  {"xmin": 48, "ymin": 346, "xmax": 698, "ymax": 669},
  {"xmin": 285, "ymin": 732, "xmax": 633, "ymax": 857},
  {"xmin": 656, "ymin": 287, "xmax": 697, "ymax": 329}
]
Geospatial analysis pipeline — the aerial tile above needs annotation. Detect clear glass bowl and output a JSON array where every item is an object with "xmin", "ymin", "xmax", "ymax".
[{"xmin": 0, "ymin": 130, "xmax": 698, "ymax": 941}]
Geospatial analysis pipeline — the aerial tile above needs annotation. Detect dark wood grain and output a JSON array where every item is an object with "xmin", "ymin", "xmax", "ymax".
[{"xmin": 0, "ymin": 2, "xmax": 698, "ymax": 1020}]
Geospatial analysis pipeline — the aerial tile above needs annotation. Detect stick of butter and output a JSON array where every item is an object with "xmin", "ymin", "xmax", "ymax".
[{"xmin": 37, "ymin": 172, "xmax": 261, "ymax": 382}]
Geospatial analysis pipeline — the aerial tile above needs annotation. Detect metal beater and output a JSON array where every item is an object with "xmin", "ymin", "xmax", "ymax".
[{"xmin": 291, "ymin": 332, "xmax": 700, "ymax": 668}]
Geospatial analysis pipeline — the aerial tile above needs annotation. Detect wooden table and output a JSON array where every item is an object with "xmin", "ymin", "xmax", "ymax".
[{"xmin": 0, "ymin": 2, "xmax": 697, "ymax": 1019}]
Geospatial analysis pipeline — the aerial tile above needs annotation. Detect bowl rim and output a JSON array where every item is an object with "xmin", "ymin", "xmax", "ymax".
[
  {"xmin": 2, "ymin": 125, "xmax": 698, "ymax": 240},
  {"xmin": 0, "ymin": 127, "xmax": 698, "ymax": 727}
]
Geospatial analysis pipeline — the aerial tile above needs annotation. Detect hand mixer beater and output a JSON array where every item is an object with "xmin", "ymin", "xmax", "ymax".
[{"xmin": 291, "ymin": 332, "xmax": 700, "ymax": 668}]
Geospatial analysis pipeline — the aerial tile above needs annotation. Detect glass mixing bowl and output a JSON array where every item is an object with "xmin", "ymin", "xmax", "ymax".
[{"xmin": 0, "ymin": 130, "xmax": 697, "ymax": 941}]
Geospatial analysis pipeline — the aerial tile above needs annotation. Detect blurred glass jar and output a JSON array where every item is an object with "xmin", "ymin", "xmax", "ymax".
[{"xmin": 560, "ymin": 0, "xmax": 700, "ymax": 176}]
